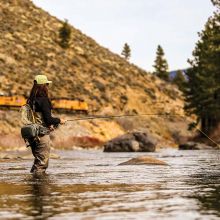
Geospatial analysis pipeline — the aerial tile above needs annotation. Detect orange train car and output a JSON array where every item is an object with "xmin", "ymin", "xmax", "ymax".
[
  {"xmin": 0, "ymin": 96, "xmax": 88, "ymax": 113},
  {"xmin": 0, "ymin": 96, "xmax": 26, "ymax": 108},
  {"xmin": 51, "ymin": 98, "xmax": 89, "ymax": 113}
]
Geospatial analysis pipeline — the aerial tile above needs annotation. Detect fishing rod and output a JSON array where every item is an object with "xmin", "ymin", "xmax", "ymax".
[{"xmin": 66, "ymin": 113, "xmax": 184, "ymax": 122}]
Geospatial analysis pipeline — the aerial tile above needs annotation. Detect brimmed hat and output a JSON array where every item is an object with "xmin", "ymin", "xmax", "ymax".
[{"xmin": 35, "ymin": 75, "xmax": 52, "ymax": 84}]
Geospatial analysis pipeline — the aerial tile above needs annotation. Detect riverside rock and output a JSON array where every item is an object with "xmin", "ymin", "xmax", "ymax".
[
  {"xmin": 179, "ymin": 141, "xmax": 214, "ymax": 150},
  {"xmin": 104, "ymin": 132, "xmax": 156, "ymax": 152},
  {"xmin": 118, "ymin": 156, "xmax": 168, "ymax": 166}
]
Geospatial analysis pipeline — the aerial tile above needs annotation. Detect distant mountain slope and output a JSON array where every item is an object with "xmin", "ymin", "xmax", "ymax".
[
  {"xmin": 169, "ymin": 69, "xmax": 188, "ymax": 80},
  {"xmin": 0, "ymin": 0, "xmax": 185, "ymax": 116}
]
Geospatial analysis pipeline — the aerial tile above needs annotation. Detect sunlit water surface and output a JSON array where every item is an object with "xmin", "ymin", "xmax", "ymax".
[{"xmin": 0, "ymin": 149, "xmax": 220, "ymax": 220}]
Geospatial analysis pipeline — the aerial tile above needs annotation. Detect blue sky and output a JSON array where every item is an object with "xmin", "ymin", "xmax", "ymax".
[{"xmin": 32, "ymin": 0, "xmax": 215, "ymax": 72}]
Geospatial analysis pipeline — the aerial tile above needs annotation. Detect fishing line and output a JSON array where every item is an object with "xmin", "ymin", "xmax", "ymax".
[
  {"xmin": 66, "ymin": 113, "xmax": 183, "ymax": 122},
  {"xmin": 195, "ymin": 127, "xmax": 220, "ymax": 149}
]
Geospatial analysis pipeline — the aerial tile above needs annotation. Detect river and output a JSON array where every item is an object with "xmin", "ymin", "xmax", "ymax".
[{"xmin": 0, "ymin": 149, "xmax": 219, "ymax": 220}]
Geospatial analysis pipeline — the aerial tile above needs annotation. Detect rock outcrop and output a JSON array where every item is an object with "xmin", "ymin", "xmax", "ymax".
[{"xmin": 104, "ymin": 132, "xmax": 156, "ymax": 152}]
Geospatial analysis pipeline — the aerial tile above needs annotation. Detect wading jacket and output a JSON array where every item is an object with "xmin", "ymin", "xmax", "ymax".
[{"xmin": 33, "ymin": 97, "xmax": 60, "ymax": 127}]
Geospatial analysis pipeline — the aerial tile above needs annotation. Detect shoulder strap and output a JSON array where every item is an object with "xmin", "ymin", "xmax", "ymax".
[
  {"xmin": 30, "ymin": 104, "xmax": 36, "ymax": 124},
  {"xmin": 32, "ymin": 90, "xmax": 38, "ymax": 123}
]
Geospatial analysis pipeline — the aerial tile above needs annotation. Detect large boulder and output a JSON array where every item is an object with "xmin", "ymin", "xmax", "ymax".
[
  {"xmin": 179, "ymin": 141, "xmax": 214, "ymax": 150},
  {"xmin": 103, "ymin": 132, "xmax": 156, "ymax": 152}
]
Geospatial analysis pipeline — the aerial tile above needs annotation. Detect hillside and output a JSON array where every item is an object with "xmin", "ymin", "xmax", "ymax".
[{"xmin": 0, "ymin": 0, "xmax": 194, "ymax": 149}]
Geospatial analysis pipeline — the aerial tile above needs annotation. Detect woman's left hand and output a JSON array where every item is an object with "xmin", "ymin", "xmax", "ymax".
[{"xmin": 60, "ymin": 118, "xmax": 67, "ymax": 124}]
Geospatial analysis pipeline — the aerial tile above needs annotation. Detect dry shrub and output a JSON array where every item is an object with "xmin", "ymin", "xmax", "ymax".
[
  {"xmin": 116, "ymin": 118, "xmax": 136, "ymax": 131},
  {"xmin": 144, "ymin": 88, "xmax": 156, "ymax": 100},
  {"xmin": 93, "ymin": 80, "xmax": 106, "ymax": 92}
]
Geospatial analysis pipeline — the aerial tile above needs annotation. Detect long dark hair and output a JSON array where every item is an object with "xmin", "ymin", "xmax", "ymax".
[{"xmin": 27, "ymin": 81, "xmax": 49, "ymax": 109}]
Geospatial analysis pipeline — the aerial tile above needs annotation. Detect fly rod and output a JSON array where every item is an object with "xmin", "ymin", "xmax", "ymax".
[{"xmin": 66, "ymin": 113, "xmax": 184, "ymax": 122}]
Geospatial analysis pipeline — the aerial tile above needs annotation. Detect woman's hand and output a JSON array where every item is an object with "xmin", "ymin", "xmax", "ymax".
[
  {"xmin": 60, "ymin": 118, "xmax": 67, "ymax": 124},
  {"xmin": 49, "ymin": 125, "xmax": 55, "ymax": 131}
]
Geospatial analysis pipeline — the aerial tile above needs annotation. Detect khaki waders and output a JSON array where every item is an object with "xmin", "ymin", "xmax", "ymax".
[
  {"xmin": 29, "ymin": 112, "xmax": 51, "ymax": 174},
  {"xmin": 30, "ymin": 134, "xmax": 51, "ymax": 173}
]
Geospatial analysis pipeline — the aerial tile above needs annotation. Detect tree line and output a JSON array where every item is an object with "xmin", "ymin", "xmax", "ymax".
[
  {"xmin": 183, "ymin": 0, "xmax": 220, "ymax": 134},
  {"xmin": 121, "ymin": 42, "xmax": 185, "ymax": 89}
]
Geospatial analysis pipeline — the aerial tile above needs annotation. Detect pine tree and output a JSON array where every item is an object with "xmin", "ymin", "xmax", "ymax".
[
  {"xmin": 121, "ymin": 43, "xmax": 131, "ymax": 60},
  {"xmin": 172, "ymin": 70, "xmax": 186, "ymax": 91},
  {"xmin": 212, "ymin": 0, "xmax": 220, "ymax": 8},
  {"xmin": 183, "ymin": 1, "xmax": 220, "ymax": 133},
  {"xmin": 59, "ymin": 19, "xmax": 71, "ymax": 49},
  {"xmin": 153, "ymin": 45, "xmax": 169, "ymax": 81}
]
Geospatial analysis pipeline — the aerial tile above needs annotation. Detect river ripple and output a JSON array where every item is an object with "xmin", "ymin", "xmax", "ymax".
[{"xmin": 0, "ymin": 149, "xmax": 219, "ymax": 220}]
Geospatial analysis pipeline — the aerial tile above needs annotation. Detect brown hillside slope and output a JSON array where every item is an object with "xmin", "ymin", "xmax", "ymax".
[{"xmin": 0, "ymin": 0, "xmax": 193, "ymax": 149}]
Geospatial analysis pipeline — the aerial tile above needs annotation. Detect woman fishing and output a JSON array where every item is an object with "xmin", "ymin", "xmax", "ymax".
[{"xmin": 27, "ymin": 75, "xmax": 66, "ymax": 174}]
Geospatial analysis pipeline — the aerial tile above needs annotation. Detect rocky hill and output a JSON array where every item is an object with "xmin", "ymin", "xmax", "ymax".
[{"xmin": 0, "ymin": 0, "xmax": 194, "ymax": 149}]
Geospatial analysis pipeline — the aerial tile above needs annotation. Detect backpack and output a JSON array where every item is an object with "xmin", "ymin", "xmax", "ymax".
[
  {"xmin": 20, "ymin": 104, "xmax": 35, "ymax": 125},
  {"xmin": 20, "ymin": 103, "xmax": 49, "ymax": 146}
]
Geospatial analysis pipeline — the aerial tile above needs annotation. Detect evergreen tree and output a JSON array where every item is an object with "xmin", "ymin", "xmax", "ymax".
[
  {"xmin": 172, "ymin": 70, "xmax": 186, "ymax": 91},
  {"xmin": 212, "ymin": 0, "xmax": 220, "ymax": 8},
  {"xmin": 59, "ymin": 19, "xmax": 71, "ymax": 49},
  {"xmin": 153, "ymin": 45, "xmax": 169, "ymax": 81},
  {"xmin": 121, "ymin": 43, "xmax": 131, "ymax": 60},
  {"xmin": 183, "ymin": 1, "xmax": 220, "ymax": 133}
]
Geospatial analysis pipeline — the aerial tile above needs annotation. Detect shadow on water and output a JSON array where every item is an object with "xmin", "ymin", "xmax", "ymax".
[
  {"xmin": 186, "ymin": 172, "xmax": 220, "ymax": 217},
  {"xmin": 196, "ymin": 185, "xmax": 220, "ymax": 217}
]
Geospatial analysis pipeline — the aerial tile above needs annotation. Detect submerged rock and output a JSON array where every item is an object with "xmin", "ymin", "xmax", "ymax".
[
  {"xmin": 179, "ymin": 142, "xmax": 214, "ymax": 150},
  {"xmin": 104, "ymin": 132, "xmax": 156, "ymax": 152},
  {"xmin": 118, "ymin": 156, "xmax": 168, "ymax": 166}
]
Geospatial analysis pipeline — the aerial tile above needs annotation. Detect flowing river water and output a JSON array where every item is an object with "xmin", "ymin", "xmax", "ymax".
[{"xmin": 0, "ymin": 149, "xmax": 220, "ymax": 220}]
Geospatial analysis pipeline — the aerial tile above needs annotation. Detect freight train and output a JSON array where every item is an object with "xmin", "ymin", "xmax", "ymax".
[{"xmin": 0, "ymin": 95, "xmax": 88, "ymax": 113}]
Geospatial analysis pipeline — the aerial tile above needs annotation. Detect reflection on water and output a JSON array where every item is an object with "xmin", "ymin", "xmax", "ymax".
[
  {"xmin": 27, "ymin": 174, "xmax": 53, "ymax": 219},
  {"xmin": 0, "ymin": 149, "xmax": 219, "ymax": 219},
  {"xmin": 196, "ymin": 184, "xmax": 220, "ymax": 218},
  {"xmin": 187, "ymin": 172, "xmax": 220, "ymax": 218}
]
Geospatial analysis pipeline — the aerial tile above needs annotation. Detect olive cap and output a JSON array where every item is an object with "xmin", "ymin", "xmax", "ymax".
[{"xmin": 34, "ymin": 75, "xmax": 52, "ymax": 84}]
